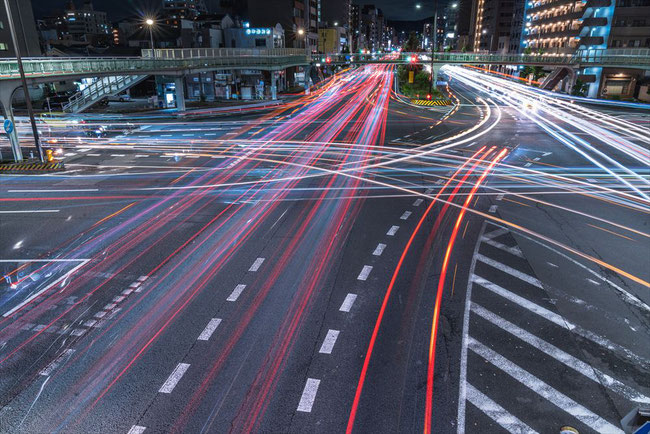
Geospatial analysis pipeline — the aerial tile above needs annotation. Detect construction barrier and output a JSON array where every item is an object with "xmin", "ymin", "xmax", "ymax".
[
  {"xmin": 0, "ymin": 161, "xmax": 65, "ymax": 173},
  {"xmin": 411, "ymin": 99, "xmax": 453, "ymax": 106}
]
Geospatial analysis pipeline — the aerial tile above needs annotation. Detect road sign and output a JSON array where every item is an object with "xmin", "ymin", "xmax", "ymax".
[
  {"xmin": 636, "ymin": 422, "xmax": 650, "ymax": 434},
  {"xmin": 3, "ymin": 119, "xmax": 14, "ymax": 135}
]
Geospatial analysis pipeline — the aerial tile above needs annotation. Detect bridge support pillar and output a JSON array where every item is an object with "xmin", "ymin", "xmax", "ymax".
[
  {"xmin": 304, "ymin": 65, "xmax": 312, "ymax": 94},
  {"xmin": 174, "ymin": 76, "xmax": 186, "ymax": 111},
  {"xmin": 431, "ymin": 65, "xmax": 441, "ymax": 88},
  {"xmin": 0, "ymin": 81, "xmax": 23, "ymax": 162},
  {"xmin": 271, "ymin": 72, "xmax": 278, "ymax": 100}
]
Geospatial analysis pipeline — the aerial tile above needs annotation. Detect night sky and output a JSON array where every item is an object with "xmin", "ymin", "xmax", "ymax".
[{"xmin": 31, "ymin": 0, "xmax": 435, "ymax": 21}]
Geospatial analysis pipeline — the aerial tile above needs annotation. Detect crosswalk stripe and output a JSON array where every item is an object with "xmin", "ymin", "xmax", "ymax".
[
  {"xmin": 469, "ymin": 337, "xmax": 623, "ymax": 433},
  {"xmin": 472, "ymin": 275, "xmax": 649, "ymax": 370},
  {"xmin": 482, "ymin": 228, "xmax": 508, "ymax": 240},
  {"xmin": 471, "ymin": 303, "xmax": 650, "ymax": 404},
  {"xmin": 475, "ymin": 254, "xmax": 543, "ymax": 288},
  {"xmin": 480, "ymin": 237, "xmax": 524, "ymax": 258},
  {"xmin": 466, "ymin": 382, "xmax": 539, "ymax": 434}
]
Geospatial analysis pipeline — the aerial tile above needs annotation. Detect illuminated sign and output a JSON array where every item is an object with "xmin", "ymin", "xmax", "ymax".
[{"xmin": 245, "ymin": 28, "xmax": 272, "ymax": 36}]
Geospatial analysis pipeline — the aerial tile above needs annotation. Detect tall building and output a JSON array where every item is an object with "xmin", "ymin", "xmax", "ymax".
[
  {"xmin": 350, "ymin": 4, "xmax": 362, "ymax": 51},
  {"xmin": 521, "ymin": 0, "xmax": 650, "ymax": 97},
  {"xmin": 443, "ymin": 2, "xmax": 459, "ymax": 49},
  {"xmin": 455, "ymin": 0, "xmax": 474, "ymax": 50},
  {"xmin": 47, "ymin": 1, "xmax": 112, "ymax": 46},
  {"xmin": 244, "ymin": 0, "xmax": 320, "ymax": 52},
  {"xmin": 471, "ymin": 0, "xmax": 517, "ymax": 51},
  {"xmin": 162, "ymin": 0, "xmax": 208, "ymax": 28},
  {"xmin": 0, "ymin": 0, "xmax": 40, "ymax": 57},
  {"xmin": 360, "ymin": 4, "xmax": 385, "ymax": 52}
]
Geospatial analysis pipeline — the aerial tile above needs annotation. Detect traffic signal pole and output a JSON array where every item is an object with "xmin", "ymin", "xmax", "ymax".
[{"xmin": 3, "ymin": 0, "xmax": 45, "ymax": 162}]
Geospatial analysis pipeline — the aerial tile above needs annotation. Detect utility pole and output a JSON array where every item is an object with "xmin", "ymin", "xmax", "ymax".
[
  {"xmin": 429, "ymin": 0, "xmax": 438, "ymax": 95},
  {"xmin": 3, "ymin": 0, "xmax": 44, "ymax": 162}
]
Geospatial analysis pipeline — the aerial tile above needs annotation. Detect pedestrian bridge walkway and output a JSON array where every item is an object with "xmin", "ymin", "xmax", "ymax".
[{"xmin": 1, "ymin": 48, "xmax": 648, "ymax": 86}]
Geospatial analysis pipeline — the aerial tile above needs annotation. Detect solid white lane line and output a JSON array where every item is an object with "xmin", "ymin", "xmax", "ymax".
[
  {"xmin": 372, "ymin": 243, "xmax": 386, "ymax": 256},
  {"xmin": 466, "ymin": 382, "xmax": 539, "ymax": 434},
  {"xmin": 472, "ymin": 275, "xmax": 648, "ymax": 369},
  {"xmin": 297, "ymin": 378, "xmax": 321, "ymax": 412},
  {"xmin": 249, "ymin": 257, "xmax": 265, "ymax": 272},
  {"xmin": 3, "ymin": 260, "xmax": 88, "ymax": 317},
  {"xmin": 227, "ymin": 284, "xmax": 246, "ymax": 302},
  {"xmin": 127, "ymin": 425, "xmax": 147, "ymax": 434},
  {"xmin": 357, "ymin": 265, "xmax": 373, "ymax": 281},
  {"xmin": 387, "ymin": 225, "xmax": 399, "ymax": 236},
  {"xmin": 197, "ymin": 318, "xmax": 222, "ymax": 341},
  {"xmin": 475, "ymin": 254, "xmax": 543, "ymax": 288},
  {"xmin": 40, "ymin": 349, "xmax": 75, "ymax": 376},
  {"xmin": 318, "ymin": 329, "xmax": 340, "ymax": 354},
  {"xmin": 159, "ymin": 363, "xmax": 190, "ymax": 393},
  {"xmin": 469, "ymin": 338, "xmax": 623, "ymax": 433},
  {"xmin": 472, "ymin": 303, "xmax": 650, "ymax": 404},
  {"xmin": 339, "ymin": 294, "xmax": 357, "ymax": 312},
  {"xmin": 413, "ymin": 199, "xmax": 424, "ymax": 206},
  {"xmin": 0, "ymin": 210, "xmax": 60, "ymax": 214},
  {"xmin": 480, "ymin": 238, "xmax": 524, "ymax": 258},
  {"xmin": 400, "ymin": 211, "xmax": 412, "ymax": 220},
  {"xmin": 9, "ymin": 189, "xmax": 98, "ymax": 193}
]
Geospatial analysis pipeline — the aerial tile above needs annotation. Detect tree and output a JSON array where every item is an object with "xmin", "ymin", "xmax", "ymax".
[
  {"xmin": 571, "ymin": 79, "xmax": 588, "ymax": 97},
  {"xmin": 404, "ymin": 32, "xmax": 421, "ymax": 52}
]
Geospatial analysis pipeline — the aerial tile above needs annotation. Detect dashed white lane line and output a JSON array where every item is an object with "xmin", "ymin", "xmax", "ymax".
[
  {"xmin": 182, "ymin": 134, "xmax": 194, "ymax": 137},
  {"xmin": 9, "ymin": 189, "xmax": 98, "ymax": 193},
  {"xmin": 318, "ymin": 329, "xmax": 340, "ymax": 354},
  {"xmin": 475, "ymin": 254, "xmax": 543, "ymax": 288},
  {"xmin": 496, "ymin": 194, "xmax": 504, "ymax": 201},
  {"xmin": 524, "ymin": 162, "xmax": 532, "ymax": 167},
  {"xmin": 227, "ymin": 284, "xmax": 247, "ymax": 302},
  {"xmin": 413, "ymin": 198, "xmax": 423, "ymax": 207},
  {"xmin": 469, "ymin": 338, "xmax": 622, "ymax": 433},
  {"xmin": 87, "ymin": 153, "xmax": 101, "ymax": 157},
  {"xmin": 134, "ymin": 154, "xmax": 149, "ymax": 158},
  {"xmin": 197, "ymin": 318, "xmax": 222, "ymax": 341},
  {"xmin": 466, "ymin": 383, "xmax": 539, "ymax": 434},
  {"xmin": 387, "ymin": 225, "xmax": 399, "ymax": 236},
  {"xmin": 372, "ymin": 243, "xmax": 386, "ymax": 256},
  {"xmin": 357, "ymin": 265, "xmax": 373, "ymax": 281},
  {"xmin": 488, "ymin": 205, "xmax": 498, "ymax": 213},
  {"xmin": 249, "ymin": 257, "xmax": 265, "ymax": 272},
  {"xmin": 471, "ymin": 303, "xmax": 650, "ymax": 404},
  {"xmin": 297, "ymin": 378, "xmax": 321, "ymax": 412},
  {"xmin": 339, "ymin": 294, "xmax": 357, "ymax": 312},
  {"xmin": 137, "ymin": 275, "xmax": 148, "ymax": 282},
  {"xmin": 111, "ymin": 154, "xmax": 126, "ymax": 157},
  {"xmin": 127, "ymin": 425, "xmax": 147, "ymax": 434},
  {"xmin": 40, "ymin": 349, "xmax": 75, "ymax": 376},
  {"xmin": 159, "ymin": 363, "xmax": 191, "ymax": 393},
  {"xmin": 400, "ymin": 211, "xmax": 412, "ymax": 220}
]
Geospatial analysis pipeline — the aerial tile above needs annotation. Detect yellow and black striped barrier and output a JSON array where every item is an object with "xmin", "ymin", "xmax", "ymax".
[
  {"xmin": 411, "ymin": 99, "xmax": 453, "ymax": 106},
  {"xmin": 0, "ymin": 161, "xmax": 65, "ymax": 173}
]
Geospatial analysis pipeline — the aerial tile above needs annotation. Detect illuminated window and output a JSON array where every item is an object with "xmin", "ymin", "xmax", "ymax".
[{"xmin": 0, "ymin": 42, "xmax": 8, "ymax": 51}]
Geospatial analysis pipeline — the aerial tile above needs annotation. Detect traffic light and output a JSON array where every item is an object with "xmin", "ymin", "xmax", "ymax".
[
  {"xmin": 410, "ymin": 55, "xmax": 418, "ymax": 63},
  {"xmin": 426, "ymin": 94, "xmax": 432, "ymax": 100}
]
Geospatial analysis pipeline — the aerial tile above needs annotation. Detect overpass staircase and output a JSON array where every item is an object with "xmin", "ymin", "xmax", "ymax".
[
  {"xmin": 62, "ymin": 75, "xmax": 148, "ymax": 113},
  {"xmin": 540, "ymin": 67, "xmax": 572, "ymax": 91}
]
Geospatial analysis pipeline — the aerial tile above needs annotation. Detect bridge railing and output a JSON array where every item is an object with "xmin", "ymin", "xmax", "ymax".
[
  {"xmin": 142, "ymin": 48, "xmax": 308, "ymax": 59},
  {"xmin": 0, "ymin": 51, "xmax": 310, "ymax": 81}
]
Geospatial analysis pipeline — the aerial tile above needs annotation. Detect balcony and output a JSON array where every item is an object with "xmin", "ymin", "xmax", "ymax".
[{"xmin": 579, "ymin": 35, "xmax": 605, "ymax": 45}]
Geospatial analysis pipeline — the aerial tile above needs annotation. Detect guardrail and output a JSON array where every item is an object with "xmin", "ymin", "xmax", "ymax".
[{"xmin": 142, "ymin": 48, "xmax": 307, "ymax": 59}]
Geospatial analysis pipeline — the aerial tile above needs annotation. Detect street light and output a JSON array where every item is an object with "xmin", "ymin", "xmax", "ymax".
[
  {"xmin": 2, "ymin": 0, "xmax": 43, "ymax": 162},
  {"xmin": 415, "ymin": 2, "xmax": 439, "ymax": 94},
  {"xmin": 297, "ymin": 28, "xmax": 309, "ymax": 56},
  {"xmin": 145, "ymin": 18, "xmax": 155, "ymax": 53}
]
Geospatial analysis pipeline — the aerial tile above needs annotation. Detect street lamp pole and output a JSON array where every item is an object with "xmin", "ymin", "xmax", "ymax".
[
  {"xmin": 146, "ymin": 19, "xmax": 155, "ymax": 55},
  {"xmin": 3, "ymin": 0, "xmax": 44, "ymax": 162}
]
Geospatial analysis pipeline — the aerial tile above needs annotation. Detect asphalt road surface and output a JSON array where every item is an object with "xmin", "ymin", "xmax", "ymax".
[{"xmin": 0, "ymin": 65, "xmax": 648, "ymax": 434}]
